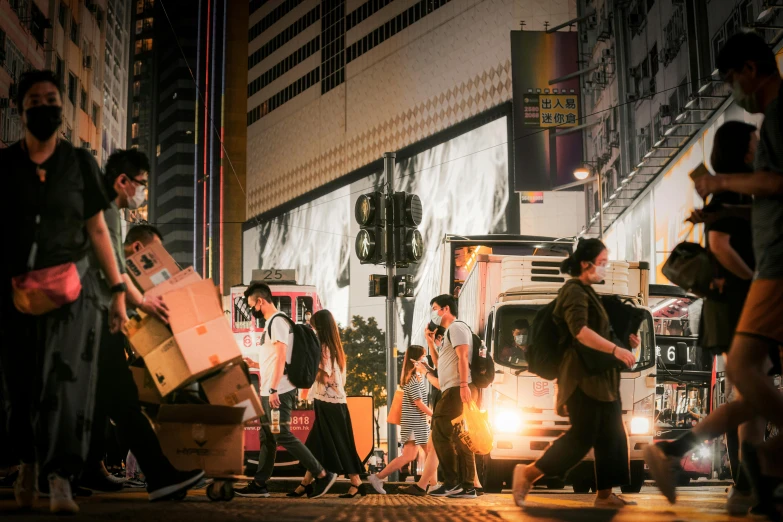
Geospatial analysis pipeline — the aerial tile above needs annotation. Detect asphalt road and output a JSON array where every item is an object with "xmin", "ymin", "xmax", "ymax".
[{"xmin": 0, "ymin": 483, "xmax": 751, "ymax": 522}]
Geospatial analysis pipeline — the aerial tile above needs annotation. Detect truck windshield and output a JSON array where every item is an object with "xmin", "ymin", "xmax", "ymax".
[{"xmin": 493, "ymin": 303, "xmax": 655, "ymax": 373}]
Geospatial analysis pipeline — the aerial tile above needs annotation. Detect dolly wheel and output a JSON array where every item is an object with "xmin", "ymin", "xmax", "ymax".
[
  {"xmin": 220, "ymin": 481, "xmax": 235, "ymax": 501},
  {"xmin": 206, "ymin": 482, "xmax": 221, "ymax": 501}
]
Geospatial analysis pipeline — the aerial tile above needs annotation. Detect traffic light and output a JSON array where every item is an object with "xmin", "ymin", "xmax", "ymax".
[
  {"xmin": 391, "ymin": 192, "xmax": 424, "ymax": 266},
  {"xmin": 354, "ymin": 192, "xmax": 386, "ymax": 264}
]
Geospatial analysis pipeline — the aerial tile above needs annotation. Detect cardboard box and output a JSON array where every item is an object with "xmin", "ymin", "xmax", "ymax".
[
  {"xmin": 155, "ymin": 404, "xmax": 245, "ymax": 476},
  {"xmin": 131, "ymin": 364, "xmax": 162, "ymax": 405},
  {"xmin": 125, "ymin": 241, "xmax": 181, "ymax": 292},
  {"xmin": 201, "ymin": 364, "xmax": 264, "ymax": 422},
  {"xmin": 125, "ymin": 279, "xmax": 242, "ymax": 396},
  {"xmin": 144, "ymin": 267, "xmax": 202, "ymax": 299}
]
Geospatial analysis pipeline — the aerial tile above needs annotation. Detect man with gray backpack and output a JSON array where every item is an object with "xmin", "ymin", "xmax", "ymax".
[{"xmin": 236, "ymin": 282, "xmax": 336, "ymax": 499}]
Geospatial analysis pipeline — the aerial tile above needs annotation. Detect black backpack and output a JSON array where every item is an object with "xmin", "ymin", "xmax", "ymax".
[
  {"xmin": 527, "ymin": 300, "xmax": 569, "ymax": 380},
  {"xmin": 448, "ymin": 321, "xmax": 495, "ymax": 389},
  {"xmin": 266, "ymin": 314, "xmax": 320, "ymax": 390}
]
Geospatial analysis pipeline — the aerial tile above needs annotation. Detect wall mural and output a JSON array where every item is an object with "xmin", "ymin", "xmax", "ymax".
[{"xmin": 243, "ymin": 116, "xmax": 510, "ymax": 339}]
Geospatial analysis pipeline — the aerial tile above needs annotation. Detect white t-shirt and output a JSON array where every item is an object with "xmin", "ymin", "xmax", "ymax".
[
  {"xmin": 438, "ymin": 321, "xmax": 473, "ymax": 391},
  {"xmin": 259, "ymin": 312, "xmax": 295, "ymax": 397}
]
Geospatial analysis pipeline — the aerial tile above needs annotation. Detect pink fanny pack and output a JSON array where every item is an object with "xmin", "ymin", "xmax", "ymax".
[{"xmin": 12, "ymin": 262, "xmax": 83, "ymax": 316}]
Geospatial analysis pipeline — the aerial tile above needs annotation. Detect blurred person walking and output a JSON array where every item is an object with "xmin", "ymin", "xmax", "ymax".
[
  {"xmin": 649, "ymin": 33, "xmax": 783, "ymax": 519},
  {"xmin": 0, "ymin": 70, "xmax": 127, "ymax": 514}
]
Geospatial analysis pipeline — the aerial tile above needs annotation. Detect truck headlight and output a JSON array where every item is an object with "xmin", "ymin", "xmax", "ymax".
[
  {"xmin": 630, "ymin": 416, "xmax": 650, "ymax": 435},
  {"xmin": 493, "ymin": 408, "xmax": 522, "ymax": 434}
]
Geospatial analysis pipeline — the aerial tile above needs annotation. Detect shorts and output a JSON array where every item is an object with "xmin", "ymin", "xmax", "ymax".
[{"xmin": 735, "ymin": 279, "xmax": 783, "ymax": 375}]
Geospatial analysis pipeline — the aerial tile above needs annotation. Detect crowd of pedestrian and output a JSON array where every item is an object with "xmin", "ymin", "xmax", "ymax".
[{"xmin": 0, "ymin": 28, "xmax": 781, "ymax": 520}]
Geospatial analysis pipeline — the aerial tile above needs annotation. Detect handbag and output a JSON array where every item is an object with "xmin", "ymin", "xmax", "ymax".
[
  {"xmin": 662, "ymin": 241, "xmax": 713, "ymax": 297},
  {"xmin": 386, "ymin": 388, "xmax": 404, "ymax": 425}
]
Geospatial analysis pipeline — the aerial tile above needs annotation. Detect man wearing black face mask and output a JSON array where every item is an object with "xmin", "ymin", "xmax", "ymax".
[{"xmin": 0, "ymin": 70, "xmax": 127, "ymax": 514}]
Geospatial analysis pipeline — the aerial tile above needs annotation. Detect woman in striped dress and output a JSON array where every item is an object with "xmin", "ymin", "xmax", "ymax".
[{"xmin": 368, "ymin": 346, "xmax": 432, "ymax": 494}]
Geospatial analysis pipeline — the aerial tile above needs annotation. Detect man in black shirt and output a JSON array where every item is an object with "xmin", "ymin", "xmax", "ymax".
[{"xmin": 0, "ymin": 70, "xmax": 127, "ymax": 514}]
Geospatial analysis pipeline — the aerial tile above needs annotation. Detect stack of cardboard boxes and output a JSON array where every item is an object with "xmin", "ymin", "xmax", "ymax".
[{"xmin": 125, "ymin": 242, "xmax": 263, "ymax": 477}]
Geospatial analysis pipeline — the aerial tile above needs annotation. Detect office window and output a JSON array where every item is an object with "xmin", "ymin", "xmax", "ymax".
[
  {"xmin": 132, "ymin": 102, "xmax": 140, "ymax": 118},
  {"xmin": 133, "ymin": 81, "xmax": 141, "ymax": 96},
  {"xmin": 650, "ymin": 44, "xmax": 659, "ymax": 77},
  {"xmin": 143, "ymin": 18, "xmax": 153, "ymax": 31},
  {"xmin": 136, "ymin": 20, "xmax": 142, "ymax": 34},
  {"xmin": 131, "ymin": 123, "xmax": 139, "ymax": 139},
  {"xmin": 68, "ymin": 73, "xmax": 77, "ymax": 104},
  {"xmin": 92, "ymin": 103, "xmax": 99, "ymax": 123},
  {"xmin": 70, "ymin": 18, "xmax": 79, "ymax": 44},
  {"xmin": 136, "ymin": 0, "xmax": 143, "ymax": 14},
  {"xmin": 58, "ymin": 2, "xmax": 68, "ymax": 27},
  {"xmin": 80, "ymin": 88, "xmax": 87, "ymax": 111},
  {"xmin": 135, "ymin": 38, "xmax": 153, "ymax": 55},
  {"xmin": 55, "ymin": 56, "xmax": 64, "ymax": 84}
]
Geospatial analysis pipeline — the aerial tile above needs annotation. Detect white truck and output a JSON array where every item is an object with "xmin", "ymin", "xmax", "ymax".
[{"xmin": 422, "ymin": 236, "xmax": 656, "ymax": 493}]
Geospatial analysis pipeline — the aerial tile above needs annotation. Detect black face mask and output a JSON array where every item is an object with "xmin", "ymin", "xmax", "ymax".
[
  {"xmin": 251, "ymin": 308, "xmax": 264, "ymax": 319},
  {"xmin": 25, "ymin": 105, "xmax": 63, "ymax": 142}
]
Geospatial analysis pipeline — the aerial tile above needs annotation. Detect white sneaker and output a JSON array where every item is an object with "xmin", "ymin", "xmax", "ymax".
[
  {"xmin": 511, "ymin": 464, "xmax": 533, "ymax": 507},
  {"xmin": 594, "ymin": 493, "xmax": 637, "ymax": 508},
  {"xmin": 368, "ymin": 474, "xmax": 386, "ymax": 495},
  {"xmin": 49, "ymin": 474, "xmax": 79, "ymax": 515},
  {"xmin": 644, "ymin": 444, "xmax": 679, "ymax": 504},
  {"xmin": 14, "ymin": 463, "xmax": 37, "ymax": 508},
  {"xmin": 726, "ymin": 486, "xmax": 756, "ymax": 516}
]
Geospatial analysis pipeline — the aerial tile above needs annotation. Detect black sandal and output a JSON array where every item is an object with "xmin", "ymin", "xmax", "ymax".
[
  {"xmin": 339, "ymin": 484, "xmax": 367, "ymax": 498},
  {"xmin": 286, "ymin": 482, "xmax": 313, "ymax": 497}
]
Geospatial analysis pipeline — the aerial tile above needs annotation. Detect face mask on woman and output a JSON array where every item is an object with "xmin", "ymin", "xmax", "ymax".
[{"xmin": 589, "ymin": 263, "xmax": 607, "ymax": 283}]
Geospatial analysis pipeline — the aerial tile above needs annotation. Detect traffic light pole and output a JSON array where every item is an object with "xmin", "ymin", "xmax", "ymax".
[{"xmin": 383, "ymin": 151, "xmax": 399, "ymax": 481}]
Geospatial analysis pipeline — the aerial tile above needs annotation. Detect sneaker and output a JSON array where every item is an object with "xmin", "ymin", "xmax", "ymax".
[
  {"xmin": 367, "ymin": 474, "xmax": 386, "ymax": 495},
  {"xmin": 727, "ymin": 486, "xmax": 756, "ymax": 516},
  {"xmin": 234, "ymin": 480, "xmax": 270, "ymax": 498},
  {"xmin": 49, "ymin": 474, "xmax": 79, "ymax": 515},
  {"xmin": 399, "ymin": 484, "xmax": 428, "ymax": 496},
  {"xmin": 594, "ymin": 493, "xmax": 638, "ymax": 508},
  {"xmin": 124, "ymin": 478, "xmax": 147, "ymax": 489},
  {"xmin": 449, "ymin": 488, "xmax": 477, "ymax": 499},
  {"xmin": 644, "ymin": 443, "xmax": 679, "ymax": 504},
  {"xmin": 14, "ymin": 463, "xmax": 36, "ymax": 508},
  {"xmin": 311, "ymin": 472, "xmax": 337, "ymax": 499},
  {"xmin": 39, "ymin": 478, "xmax": 93, "ymax": 498},
  {"xmin": 511, "ymin": 464, "xmax": 532, "ymax": 507},
  {"xmin": 148, "ymin": 470, "xmax": 205, "ymax": 502},
  {"xmin": 476, "ymin": 487, "xmax": 485, "ymax": 497},
  {"xmin": 80, "ymin": 471, "xmax": 126, "ymax": 492},
  {"xmin": 429, "ymin": 484, "xmax": 462, "ymax": 497}
]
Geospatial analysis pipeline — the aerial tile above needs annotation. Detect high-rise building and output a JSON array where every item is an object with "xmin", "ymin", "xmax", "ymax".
[
  {"xmin": 129, "ymin": 0, "xmax": 246, "ymax": 288},
  {"xmin": 101, "ymin": 0, "xmax": 131, "ymax": 166},
  {"xmin": 1, "ymin": 0, "xmax": 123, "ymax": 164}
]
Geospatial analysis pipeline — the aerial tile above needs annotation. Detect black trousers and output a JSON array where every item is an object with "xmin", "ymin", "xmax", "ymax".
[
  {"xmin": 536, "ymin": 387, "xmax": 629, "ymax": 491},
  {"xmin": 86, "ymin": 311, "xmax": 177, "ymax": 488},
  {"xmin": 431, "ymin": 385, "xmax": 478, "ymax": 490}
]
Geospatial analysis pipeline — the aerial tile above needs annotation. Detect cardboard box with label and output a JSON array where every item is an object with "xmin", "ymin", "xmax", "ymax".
[
  {"xmin": 144, "ymin": 266, "xmax": 202, "ymax": 299},
  {"xmin": 201, "ymin": 364, "xmax": 263, "ymax": 423},
  {"xmin": 125, "ymin": 241, "xmax": 182, "ymax": 292},
  {"xmin": 130, "ymin": 364, "xmax": 162, "ymax": 405},
  {"xmin": 155, "ymin": 404, "xmax": 244, "ymax": 476},
  {"xmin": 125, "ymin": 279, "xmax": 242, "ymax": 396}
]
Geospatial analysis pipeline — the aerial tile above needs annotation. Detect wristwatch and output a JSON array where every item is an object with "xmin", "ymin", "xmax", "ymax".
[
  {"xmin": 110, "ymin": 282, "xmax": 128, "ymax": 294},
  {"xmin": 268, "ymin": 388, "xmax": 278, "ymax": 395}
]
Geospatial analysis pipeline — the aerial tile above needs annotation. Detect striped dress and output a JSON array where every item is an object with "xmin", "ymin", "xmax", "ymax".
[{"xmin": 400, "ymin": 374, "xmax": 429, "ymax": 444}]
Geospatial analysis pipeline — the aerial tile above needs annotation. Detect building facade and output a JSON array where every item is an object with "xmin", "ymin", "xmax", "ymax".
[
  {"xmin": 1, "ymin": 0, "xmax": 127, "ymax": 166},
  {"xmin": 575, "ymin": 0, "xmax": 770, "ymax": 282},
  {"xmin": 242, "ymin": 0, "xmax": 581, "ymax": 331}
]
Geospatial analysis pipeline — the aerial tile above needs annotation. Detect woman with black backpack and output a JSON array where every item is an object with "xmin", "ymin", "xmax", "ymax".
[{"xmin": 512, "ymin": 239, "xmax": 639, "ymax": 508}]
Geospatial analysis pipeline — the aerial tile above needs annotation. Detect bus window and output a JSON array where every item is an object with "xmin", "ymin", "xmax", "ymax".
[
  {"xmin": 492, "ymin": 305, "xmax": 540, "ymax": 369},
  {"xmin": 233, "ymin": 294, "xmax": 291, "ymax": 330},
  {"xmin": 297, "ymin": 297, "xmax": 314, "ymax": 323}
]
